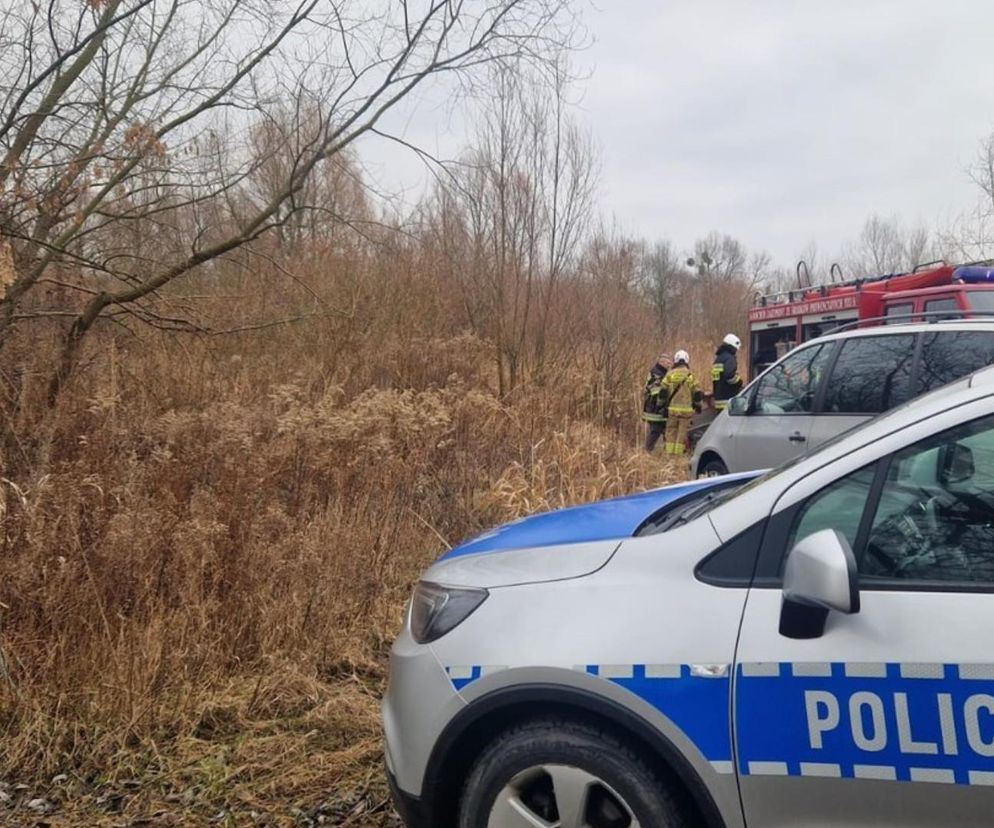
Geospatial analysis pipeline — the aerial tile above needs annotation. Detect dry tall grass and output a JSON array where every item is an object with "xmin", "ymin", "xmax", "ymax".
[{"xmin": 0, "ymin": 313, "xmax": 694, "ymax": 825}]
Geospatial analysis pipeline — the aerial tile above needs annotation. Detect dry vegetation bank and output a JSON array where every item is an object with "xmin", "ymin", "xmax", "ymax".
[
  {"xmin": 0, "ymin": 6, "xmax": 739, "ymax": 820},
  {"xmin": 0, "ymin": 315, "xmax": 689, "ymax": 825}
]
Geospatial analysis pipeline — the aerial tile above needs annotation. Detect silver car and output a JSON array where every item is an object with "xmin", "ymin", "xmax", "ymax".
[
  {"xmin": 691, "ymin": 321, "xmax": 994, "ymax": 477},
  {"xmin": 385, "ymin": 365, "xmax": 994, "ymax": 827}
]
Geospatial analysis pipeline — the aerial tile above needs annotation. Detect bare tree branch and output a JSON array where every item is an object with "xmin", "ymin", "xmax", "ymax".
[{"xmin": 0, "ymin": 0, "xmax": 581, "ymax": 407}]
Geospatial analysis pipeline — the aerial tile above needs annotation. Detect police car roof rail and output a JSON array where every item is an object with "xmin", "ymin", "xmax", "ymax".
[{"xmin": 830, "ymin": 309, "xmax": 994, "ymax": 335}]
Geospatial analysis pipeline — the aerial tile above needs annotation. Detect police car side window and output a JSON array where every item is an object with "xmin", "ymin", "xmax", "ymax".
[
  {"xmin": 787, "ymin": 464, "xmax": 877, "ymax": 554},
  {"xmin": 861, "ymin": 414, "xmax": 994, "ymax": 585},
  {"xmin": 822, "ymin": 334, "xmax": 916, "ymax": 415}
]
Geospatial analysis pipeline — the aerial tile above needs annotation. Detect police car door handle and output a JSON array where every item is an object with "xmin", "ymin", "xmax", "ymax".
[{"xmin": 788, "ymin": 431, "xmax": 807, "ymax": 443}]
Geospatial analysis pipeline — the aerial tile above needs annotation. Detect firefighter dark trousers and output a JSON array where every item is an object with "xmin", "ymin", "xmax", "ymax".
[
  {"xmin": 645, "ymin": 420, "xmax": 666, "ymax": 453},
  {"xmin": 664, "ymin": 414, "xmax": 691, "ymax": 455}
]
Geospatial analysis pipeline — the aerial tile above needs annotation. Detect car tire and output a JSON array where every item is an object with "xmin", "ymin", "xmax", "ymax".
[
  {"xmin": 697, "ymin": 457, "xmax": 728, "ymax": 478},
  {"xmin": 458, "ymin": 718, "xmax": 689, "ymax": 828}
]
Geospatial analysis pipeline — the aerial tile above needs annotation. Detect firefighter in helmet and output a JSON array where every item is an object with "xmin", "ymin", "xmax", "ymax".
[
  {"xmin": 662, "ymin": 350, "xmax": 702, "ymax": 455},
  {"xmin": 642, "ymin": 353, "xmax": 672, "ymax": 453},
  {"xmin": 711, "ymin": 333, "xmax": 744, "ymax": 412}
]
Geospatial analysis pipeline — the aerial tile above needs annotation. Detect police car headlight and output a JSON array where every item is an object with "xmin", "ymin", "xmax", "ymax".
[{"xmin": 409, "ymin": 581, "xmax": 488, "ymax": 644}]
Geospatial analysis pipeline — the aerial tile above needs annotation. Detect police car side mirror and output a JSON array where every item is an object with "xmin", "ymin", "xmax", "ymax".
[{"xmin": 779, "ymin": 529, "xmax": 860, "ymax": 640}]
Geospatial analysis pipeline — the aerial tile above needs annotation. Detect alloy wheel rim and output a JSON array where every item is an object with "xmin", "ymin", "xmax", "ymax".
[{"xmin": 487, "ymin": 764, "xmax": 641, "ymax": 828}]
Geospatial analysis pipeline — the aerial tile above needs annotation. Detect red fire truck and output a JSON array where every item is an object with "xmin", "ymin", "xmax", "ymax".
[{"xmin": 748, "ymin": 262, "xmax": 994, "ymax": 376}]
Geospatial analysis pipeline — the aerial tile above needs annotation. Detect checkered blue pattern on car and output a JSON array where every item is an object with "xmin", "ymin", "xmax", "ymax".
[{"xmin": 445, "ymin": 660, "xmax": 994, "ymax": 785}]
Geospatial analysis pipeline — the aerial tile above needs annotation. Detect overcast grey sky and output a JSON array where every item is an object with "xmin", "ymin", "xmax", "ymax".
[{"xmin": 361, "ymin": 0, "xmax": 994, "ymax": 265}]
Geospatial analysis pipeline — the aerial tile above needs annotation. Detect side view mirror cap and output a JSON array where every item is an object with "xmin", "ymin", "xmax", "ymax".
[
  {"xmin": 728, "ymin": 395, "xmax": 749, "ymax": 416},
  {"xmin": 780, "ymin": 529, "xmax": 860, "ymax": 639}
]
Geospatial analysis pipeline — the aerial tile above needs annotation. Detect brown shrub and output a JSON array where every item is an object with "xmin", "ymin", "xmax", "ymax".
[{"xmin": 0, "ymin": 325, "xmax": 688, "ymax": 822}]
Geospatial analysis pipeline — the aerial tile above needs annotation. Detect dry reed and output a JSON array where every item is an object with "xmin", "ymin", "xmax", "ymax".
[{"xmin": 0, "ymin": 319, "xmax": 693, "ymax": 825}]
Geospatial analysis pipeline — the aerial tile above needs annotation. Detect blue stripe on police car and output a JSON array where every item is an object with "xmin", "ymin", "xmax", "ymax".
[
  {"xmin": 737, "ymin": 662, "xmax": 994, "ymax": 786},
  {"xmin": 446, "ymin": 660, "xmax": 994, "ymax": 786},
  {"xmin": 444, "ymin": 661, "xmax": 735, "ymax": 771}
]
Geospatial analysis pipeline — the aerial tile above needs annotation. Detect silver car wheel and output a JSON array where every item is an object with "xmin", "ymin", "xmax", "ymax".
[{"xmin": 488, "ymin": 763, "xmax": 641, "ymax": 828}]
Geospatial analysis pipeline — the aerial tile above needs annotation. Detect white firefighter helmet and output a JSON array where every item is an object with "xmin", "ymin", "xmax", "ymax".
[
  {"xmin": 723, "ymin": 333, "xmax": 742, "ymax": 350},
  {"xmin": 674, "ymin": 349, "xmax": 690, "ymax": 365}
]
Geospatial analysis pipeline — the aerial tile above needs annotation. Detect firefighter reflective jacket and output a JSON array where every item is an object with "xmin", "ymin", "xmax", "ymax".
[
  {"xmin": 662, "ymin": 365, "xmax": 702, "ymax": 416},
  {"xmin": 711, "ymin": 344, "xmax": 743, "ymax": 404},
  {"xmin": 642, "ymin": 363, "xmax": 669, "ymax": 422}
]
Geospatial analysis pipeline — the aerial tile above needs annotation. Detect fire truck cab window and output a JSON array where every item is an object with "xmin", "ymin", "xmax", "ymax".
[
  {"xmin": 750, "ymin": 327, "xmax": 794, "ymax": 376},
  {"xmin": 924, "ymin": 297, "xmax": 959, "ymax": 321},
  {"xmin": 750, "ymin": 343, "xmax": 831, "ymax": 415},
  {"xmin": 801, "ymin": 318, "xmax": 852, "ymax": 342},
  {"xmin": 822, "ymin": 334, "xmax": 916, "ymax": 415},
  {"xmin": 966, "ymin": 291, "xmax": 994, "ymax": 313},
  {"xmin": 885, "ymin": 303, "xmax": 913, "ymax": 324}
]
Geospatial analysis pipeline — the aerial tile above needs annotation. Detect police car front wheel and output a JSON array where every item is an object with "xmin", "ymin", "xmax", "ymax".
[{"xmin": 458, "ymin": 718, "xmax": 688, "ymax": 828}]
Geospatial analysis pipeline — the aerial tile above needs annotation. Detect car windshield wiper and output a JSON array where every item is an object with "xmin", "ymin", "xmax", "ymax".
[
  {"xmin": 672, "ymin": 489, "xmax": 730, "ymax": 525},
  {"xmin": 640, "ymin": 489, "xmax": 730, "ymax": 536}
]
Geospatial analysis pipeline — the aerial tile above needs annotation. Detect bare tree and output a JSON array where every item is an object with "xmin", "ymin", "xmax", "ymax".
[
  {"xmin": 575, "ymin": 225, "xmax": 652, "ymax": 424},
  {"xmin": 843, "ymin": 214, "xmax": 904, "ymax": 275},
  {"xmin": 841, "ymin": 214, "xmax": 938, "ymax": 277},
  {"xmin": 942, "ymin": 131, "xmax": 994, "ymax": 262},
  {"xmin": 532, "ymin": 56, "xmax": 598, "ymax": 379},
  {"xmin": 434, "ymin": 61, "xmax": 597, "ymax": 394},
  {"xmin": 969, "ymin": 131, "xmax": 994, "ymax": 214},
  {"xmin": 638, "ymin": 239, "xmax": 685, "ymax": 339},
  {"xmin": 0, "ymin": 0, "xmax": 580, "ymax": 405},
  {"xmin": 687, "ymin": 232, "xmax": 760, "ymax": 342},
  {"xmin": 242, "ymin": 111, "xmax": 373, "ymax": 251},
  {"xmin": 689, "ymin": 232, "xmax": 747, "ymax": 283}
]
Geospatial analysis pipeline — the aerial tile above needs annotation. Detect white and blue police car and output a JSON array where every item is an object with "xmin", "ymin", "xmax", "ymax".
[{"xmin": 384, "ymin": 365, "xmax": 994, "ymax": 828}]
